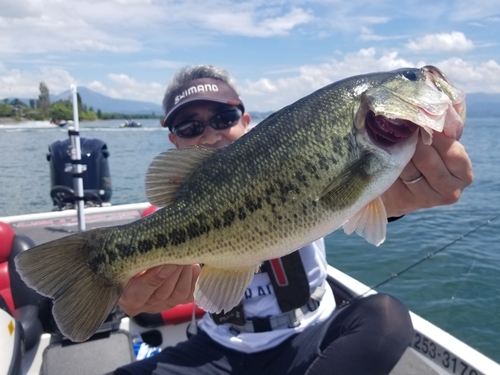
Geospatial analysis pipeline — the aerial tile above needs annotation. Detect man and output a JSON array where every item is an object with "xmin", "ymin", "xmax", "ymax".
[{"xmin": 114, "ymin": 65, "xmax": 473, "ymax": 375}]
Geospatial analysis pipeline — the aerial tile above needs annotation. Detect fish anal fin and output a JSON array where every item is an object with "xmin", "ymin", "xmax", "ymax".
[
  {"xmin": 343, "ymin": 196, "xmax": 387, "ymax": 246},
  {"xmin": 145, "ymin": 146, "xmax": 220, "ymax": 207},
  {"xmin": 194, "ymin": 264, "xmax": 259, "ymax": 314},
  {"xmin": 15, "ymin": 231, "xmax": 124, "ymax": 342}
]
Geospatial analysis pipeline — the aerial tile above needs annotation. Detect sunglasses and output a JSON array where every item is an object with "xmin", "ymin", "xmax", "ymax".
[{"xmin": 171, "ymin": 109, "xmax": 243, "ymax": 138}]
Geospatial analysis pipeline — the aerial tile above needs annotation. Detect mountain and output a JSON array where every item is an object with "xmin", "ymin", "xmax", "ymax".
[
  {"xmin": 463, "ymin": 93, "xmax": 500, "ymax": 117},
  {"xmin": 5, "ymin": 89, "xmax": 500, "ymax": 117},
  {"xmin": 51, "ymin": 87, "xmax": 163, "ymax": 115}
]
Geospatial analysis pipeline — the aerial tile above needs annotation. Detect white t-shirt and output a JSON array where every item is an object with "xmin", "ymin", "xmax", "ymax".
[{"xmin": 198, "ymin": 239, "xmax": 336, "ymax": 353}]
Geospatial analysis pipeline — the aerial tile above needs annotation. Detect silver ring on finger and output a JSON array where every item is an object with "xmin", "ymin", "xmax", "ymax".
[{"xmin": 402, "ymin": 174, "xmax": 424, "ymax": 185}]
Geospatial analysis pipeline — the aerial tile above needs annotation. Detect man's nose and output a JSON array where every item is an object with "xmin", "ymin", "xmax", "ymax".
[{"xmin": 199, "ymin": 125, "xmax": 222, "ymax": 145}]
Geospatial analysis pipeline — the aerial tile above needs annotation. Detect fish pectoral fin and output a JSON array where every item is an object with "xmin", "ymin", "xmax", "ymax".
[
  {"xmin": 342, "ymin": 196, "xmax": 387, "ymax": 246},
  {"xmin": 318, "ymin": 153, "xmax": 375, "ymax": 201},
  {"xmin": 145, "ymin": 146, "xmax": 220, "ymax": 207},
  {"xmin": 194, "ymin": 264, "xmax": 259, "ymax": 314}
]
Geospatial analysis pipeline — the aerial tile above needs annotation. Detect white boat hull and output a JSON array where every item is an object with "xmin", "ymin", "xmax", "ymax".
[{"xmin": 1, "ymin": 204, "xmax": 498, "ymax": 375}]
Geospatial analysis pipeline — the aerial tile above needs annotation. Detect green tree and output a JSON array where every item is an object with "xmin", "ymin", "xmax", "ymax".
[
  {"xmin": 0, "ymin": 103, "xmax": 12, "ymax": 117},
  {"xmin": 49, "ymin": 100, "xmax": 72, "ymax": 120},
  {"xmin": 38, "ymin": 82, "xmax": 50, "ymax": 115},
  {"xmin": 76, "ymin": 92, "xmax": 83, "ymax": 110},
  {"xmin": 81, "ymin": 109, "xmax": 98, "ymax": 121},
  {"xmin": 11, "ymin": 98, "xmax": 27, "ymax": 107}
]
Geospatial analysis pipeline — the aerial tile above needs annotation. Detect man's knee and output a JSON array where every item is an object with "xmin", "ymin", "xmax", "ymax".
[{"xmin": 363, "ymin": 293, "xmax": 413, "ymax": 338}]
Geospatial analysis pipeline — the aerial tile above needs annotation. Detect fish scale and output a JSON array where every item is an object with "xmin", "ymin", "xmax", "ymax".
[{"xmin": 15, "ymin": 66, "xmax": 466, "ymax": 342}]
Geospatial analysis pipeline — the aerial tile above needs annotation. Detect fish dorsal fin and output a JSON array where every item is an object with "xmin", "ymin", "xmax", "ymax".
[
  {"xmin": 145, "ymin": 146, "xmax": 220, "ymax": 207},
  {"xmin": 194, "ymin": 264, "xmax": 260, "ymax": 314},
  {"xmin": 342, "ymin": 196, "xmax": 387, "ymax": 246}
]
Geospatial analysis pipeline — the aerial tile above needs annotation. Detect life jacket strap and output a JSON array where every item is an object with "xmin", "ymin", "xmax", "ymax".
[
  {"xmin": 225, "ymin": 282, "xmax": 326, "ymax": 334},
  {"xmin": 263, "ymin": 250, "xmax": 310, "ymax": 312}
]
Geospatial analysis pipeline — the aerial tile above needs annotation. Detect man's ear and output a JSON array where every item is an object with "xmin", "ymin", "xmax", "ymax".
[
  {"xmin": 241, "ymin": 112, "xmax": 251, "ymax": 131},
  {"xmin": 168, "ymin": 132, "xmax": 179, "ymax": 148}
]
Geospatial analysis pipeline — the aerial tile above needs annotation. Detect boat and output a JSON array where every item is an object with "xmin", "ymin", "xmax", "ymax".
[
  {"xmin": 49, "ymin": 118, "xmax": 68, "ymax": 127},
  {"xmin": 1, "ymin": 95, "xmax": 499, "ymax": 375},
  {"xmin": 120, "ymin": 120, "xmax": 142, "ymax": 128},
  {"xmin": 2, "ymin": 202, "xmax": 500, "ymax": 374}
]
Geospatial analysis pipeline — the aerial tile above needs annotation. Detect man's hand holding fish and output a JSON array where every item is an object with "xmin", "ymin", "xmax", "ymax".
[
  {"xmin": 119, "ymin": 264, "xmax": 200, "ymax": 316},
  {"xmin": 383, "ymin": 131, "xmax": 473, "ymax": 218}
]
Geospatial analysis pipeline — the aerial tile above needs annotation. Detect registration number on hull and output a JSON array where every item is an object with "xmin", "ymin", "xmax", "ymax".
[{"xmin": 411, "ymin": 332, "xmax": 483, "ymax": 375}]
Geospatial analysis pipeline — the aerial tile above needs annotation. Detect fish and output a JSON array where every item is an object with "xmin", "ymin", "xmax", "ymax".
[{"xmin": 15, "ymin": 65, "xmax": 465, "ymax": 342}]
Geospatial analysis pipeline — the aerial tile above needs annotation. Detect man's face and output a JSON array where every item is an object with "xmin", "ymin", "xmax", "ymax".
[{"xmin": 168, "ymin": 101, "xmax": 250, "ymax": 149}]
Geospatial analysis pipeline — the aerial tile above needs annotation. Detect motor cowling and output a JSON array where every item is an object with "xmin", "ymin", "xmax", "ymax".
[{"xmin": 47, "ymin": 138, "xmax": 112, "ymax": 210}]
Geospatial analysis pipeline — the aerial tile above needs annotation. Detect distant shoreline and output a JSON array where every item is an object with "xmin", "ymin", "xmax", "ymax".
[
  {"xmin": 0, "ymin": 117, "xmax": 28, "ymax": 124},
  {"xmin": 0, "ymin": 117, "xmax": 23, "ymax": 124},
  {"xmin": 0, "ymin": 118, "xmax": 58, "ymax": 127}
]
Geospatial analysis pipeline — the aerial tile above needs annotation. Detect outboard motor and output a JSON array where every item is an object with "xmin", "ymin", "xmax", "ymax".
[{"xmin": 47, "ymin": 138, "xmax": 112, "ymax": 210}]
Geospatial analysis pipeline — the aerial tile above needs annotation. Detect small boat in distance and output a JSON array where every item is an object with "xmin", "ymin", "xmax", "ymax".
[
  {"xmin": 49, "ymin": 118, "xmax": 68, "ymax": 127},
  {"xmin": 120, "ymin": 119, "xmax": 142, "ymax": 128}
]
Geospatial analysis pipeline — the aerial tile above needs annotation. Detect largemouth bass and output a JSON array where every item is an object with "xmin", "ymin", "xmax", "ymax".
[{"xmin": 15, "ymin": 65, "xmax": 465, "ymax": 342}]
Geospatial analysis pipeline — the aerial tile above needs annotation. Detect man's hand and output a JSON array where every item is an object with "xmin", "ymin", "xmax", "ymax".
[
  {"xmin": 118, "ymin": 264, "xmax": 201, "ymax": 316},
  {"xmin": 383, "ymin": 132, "xmax": 473, "ymax": 218}
]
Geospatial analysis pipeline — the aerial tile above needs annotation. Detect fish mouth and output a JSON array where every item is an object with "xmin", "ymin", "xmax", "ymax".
[{"xmin": 365, "ymin": 110, "xmax": 419, "ymax": 148}]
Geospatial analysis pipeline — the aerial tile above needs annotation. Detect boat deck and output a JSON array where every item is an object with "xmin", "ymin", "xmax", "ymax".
[
  {"xmin": 1, "ymin": 203, "xmax": 499, "ymax": 375},
  {"xmin": 5, "ymin": 203, "xmax": 146, "ymax": 246}
]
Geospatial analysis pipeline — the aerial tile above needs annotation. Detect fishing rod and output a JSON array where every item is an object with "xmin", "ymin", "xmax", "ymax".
[{"xmin": 344, "ymin": 214, "xmax": 500, "ymax": 305}]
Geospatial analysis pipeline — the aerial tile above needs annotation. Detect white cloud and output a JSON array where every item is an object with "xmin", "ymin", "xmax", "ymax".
[
  {"xmin": 360, "ymin": 26, "xmax": 407, "ymax": 42},
  {"xmin": 1, "ymin": 1, "xmax": 499, "ymax": 112},
  {"xmin": 450, "ymin": 1, "xmax": 500, "ymax": 22},
  {"xmin": 106, "ymin": 73, "xmax": 164, "ymax": 102},
  {"xmin": 136, "ymin": 60, "xmax": 186, "ymax": 70},
  {"xmin": 0, "ymin": 66, "xmax": 165, "ymax": 103},
  {"xmin": 0, "ymin": 65, "xmax": 76, "ymax": 99},
  {"xmin": 254, "ymin": 7, "xmax": 313, "ymax": 36},
  {"xmin": 406, "ymin": 32, "xmax": 474, "ymax": 53},
  {"xmin": 0, "ymin": 1, "xmax": 316, "ymax": 58},
  {"xmin": 0, "ymin": 0, "xmax": 41, "ymax": 18},
  {"xmin": 3, "ymin": 48, "xmax": 500, "ymax": 111},
  {"xmin": 241, "ymin": 49, "xmax": 415, "ymax": 111},
  {"xmin": 360, "ymin": 27, "xmax": 387, "ymax": 42},
  {"xmin": 240, "ymin": 49, "xmax": 500, "ymax": 111},
  {"xmin": 198, "ymin": 6, "xmax": 313, "ymax": 37},
  {"xmin": 430, "ymin": 58, "xmax": 500, "ymax": 93},
  {"xmin": 0, "ymin": 13, "xmax": 142, "ymax": 56}
]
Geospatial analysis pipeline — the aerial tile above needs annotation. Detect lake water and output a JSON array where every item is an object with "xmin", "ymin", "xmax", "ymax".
[{"xmin": 0, "ymin": 117, "xmax": 499, "ymax": 362}]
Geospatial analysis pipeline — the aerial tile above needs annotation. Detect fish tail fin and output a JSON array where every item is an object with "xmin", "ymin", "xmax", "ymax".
[{"xmin": 15, "ymin": 232, "xmax": 123, "ymax": 342}]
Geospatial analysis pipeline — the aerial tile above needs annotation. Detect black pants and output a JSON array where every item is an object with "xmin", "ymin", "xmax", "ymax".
[{"xmin": 115, "ymin": 294, "xmax": 413, "ymax": 375}]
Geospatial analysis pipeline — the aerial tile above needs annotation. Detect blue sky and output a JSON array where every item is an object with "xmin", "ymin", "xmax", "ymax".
[{"xmin": 1, "ymin": 0, "xmax": 499, "ymax": 112}]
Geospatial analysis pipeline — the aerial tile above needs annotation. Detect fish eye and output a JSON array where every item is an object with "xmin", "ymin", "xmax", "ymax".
[{"xmin": 401, "ymin": 70, "xmax": 418, "ymax": 81}]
